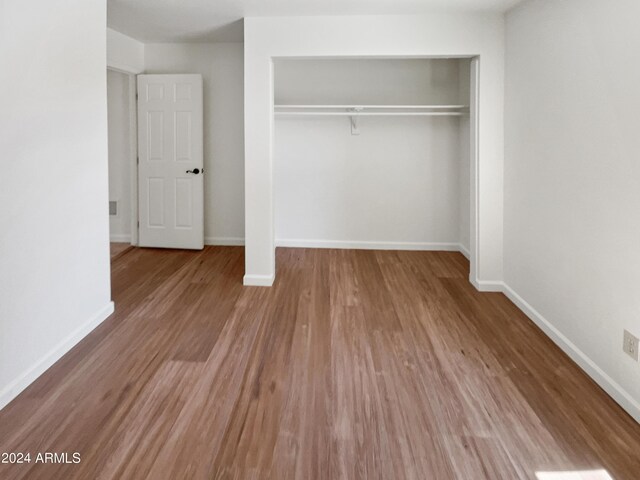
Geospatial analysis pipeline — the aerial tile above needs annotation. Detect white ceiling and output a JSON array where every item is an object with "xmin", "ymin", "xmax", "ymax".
[{"xmin": 108, "ymin": 0, "xmax": 525, "ymax": 43}]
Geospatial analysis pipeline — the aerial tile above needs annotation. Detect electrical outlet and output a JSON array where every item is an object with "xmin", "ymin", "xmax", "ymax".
[{"xmin": 623, "ymin": 330, "xmax": 639, "ymax": 361}]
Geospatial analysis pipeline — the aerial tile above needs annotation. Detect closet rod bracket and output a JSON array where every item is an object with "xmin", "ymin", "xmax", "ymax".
[{"xmin": 348, "ymin": 107, "xmax": 363, "ymax": 135}]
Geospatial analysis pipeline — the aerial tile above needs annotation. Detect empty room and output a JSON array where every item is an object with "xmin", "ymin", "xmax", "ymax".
[{"xmin": 1, "ymin": 0, "xmax": 639, "ymax": 479}]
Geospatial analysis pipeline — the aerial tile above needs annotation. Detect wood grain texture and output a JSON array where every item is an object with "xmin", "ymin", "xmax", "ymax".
[
  {"xmin": 110, "ymin": 242, "xmax": 133, "ymax": 261},
  {"xmin": 0, "ymin": 247, "xmax": 639, "ymax": 479}
]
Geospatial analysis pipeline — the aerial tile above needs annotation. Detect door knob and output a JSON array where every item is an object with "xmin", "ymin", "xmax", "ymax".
[{"xmin": 186, "ymin": 168, "xmax": 200, "ymax": 174}]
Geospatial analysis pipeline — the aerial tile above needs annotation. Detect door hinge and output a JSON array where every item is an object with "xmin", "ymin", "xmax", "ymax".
[{"xmin": 137, "ymin": 156, "xmax": 139, "ymax": 165}]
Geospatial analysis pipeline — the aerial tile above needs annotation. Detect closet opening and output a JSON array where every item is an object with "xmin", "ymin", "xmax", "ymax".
[{"xmin": 272, "ymin": 57, "xmax": 477, "ymax": 276}]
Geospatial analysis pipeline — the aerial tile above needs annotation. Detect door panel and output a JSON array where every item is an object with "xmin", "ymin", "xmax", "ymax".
[
  {"xmin": 137, "ymin": 74, "xmax": 204, "ymax": 250},
  {"xmin": 147, "ymin": 111, "xmax": 164, "ymax": 161},
  {"xmin": 175, "ymin": 179, "xmax": 193, "ymax": 228},
  {"xmin": 175, "ymin": 112, "xmax": 192, "ymax": 161},
  {"xmin": 147, "ymin": 178, "xmax": 165, "ymax": 227}
]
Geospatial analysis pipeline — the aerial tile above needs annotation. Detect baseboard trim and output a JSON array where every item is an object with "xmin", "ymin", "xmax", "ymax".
[
  {"xmin": 110, "ymin": 234, "xmax": 131, "ymax": 243},
  {"xmin": 458, "ymin": 244, "xmax": 471, "ymax": 260},
  {"xmin": 470, "ymin": 277, "xmax": 504, "ymax": 292},
  {"xmin": 0, "ymin": 302, "xmax": 115, "ymax": 411},
  {"xmin": 502, "ymin": 284, "xmax": 640, "ymax": 424},
  {"xmin": 243, "ymin": 273, "xmax": 275, "ymax": 287},
  {"xmin": 205, "ymin": 237, "xmax": 245, "ymax": 246},
  {"xmin": 275, "ymin": 239, "xmax": 462, "ymax": 251}
]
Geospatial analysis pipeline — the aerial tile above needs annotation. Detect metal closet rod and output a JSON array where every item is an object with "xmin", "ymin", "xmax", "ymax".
[
  {"xmin": 274, "ymin": 111, "xmax": 466, "ymax": 116},
  {"xmin": 274, "ymin": 104, "xmax": 469, "ymax": 109},
  {"xmin": 273, "ymin": 104, "xmax": 470, "ymax": 116}
]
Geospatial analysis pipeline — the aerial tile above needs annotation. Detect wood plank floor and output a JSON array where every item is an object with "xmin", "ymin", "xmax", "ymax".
[
  {"xmin": 1, "ymin": 247, "xmax": 639, "ymax": 480},
  {"xmin": 110, "ymin": 242, "xmax": 133, "ymax": 261}
]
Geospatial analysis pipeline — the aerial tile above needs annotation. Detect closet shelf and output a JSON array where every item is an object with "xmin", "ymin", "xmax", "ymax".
[{"xmin": 274, "ymin": 104, "xmax": 470, "ymax": 117}]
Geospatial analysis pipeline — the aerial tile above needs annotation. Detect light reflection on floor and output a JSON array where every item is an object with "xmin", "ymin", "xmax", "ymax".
[{"xmin": 536, "ymin": 470, "xmax": 613, "ymax": 480}]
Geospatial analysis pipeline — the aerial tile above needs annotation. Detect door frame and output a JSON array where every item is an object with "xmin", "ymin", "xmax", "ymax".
[
  {"xmin": 256, "ymin": 54, "xmax": 481, "ymax": 287},
  {"xmin": 135, "ymin": 74, "xmax": 205, "ymax": 250},
  {"xmin": 107, "ymin": 66, "xmax": 139, "ymax": 246}
]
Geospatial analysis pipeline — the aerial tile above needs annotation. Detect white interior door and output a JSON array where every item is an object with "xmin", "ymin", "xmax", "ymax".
[{"xmin": 137, "ymin": 74, "xmax": 204, "ymax": 250}]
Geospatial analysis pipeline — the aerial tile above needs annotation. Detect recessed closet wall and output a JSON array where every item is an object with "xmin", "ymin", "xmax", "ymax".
[{"xmin": 274, "ymin": 58, "xmax": 471, "ymax": 253}]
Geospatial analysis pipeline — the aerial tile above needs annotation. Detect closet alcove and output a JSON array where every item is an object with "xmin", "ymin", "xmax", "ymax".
[{"xmin": 273, "ymin": 58, "xmax": 473, "ymax": 259}]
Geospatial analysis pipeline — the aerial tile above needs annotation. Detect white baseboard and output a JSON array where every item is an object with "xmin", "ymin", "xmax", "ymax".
[
  {"xmin": 502, "ymin": 284, "xmax": 640, "ymax": 424},
  {"xmin": 275, "ymin": 239, "xmax": 462, "ymax": 251},
  {"xmin": 243, "ymin": 240, "xmax": 467, "ymax": 289},
  {"xmin": 470, "ymin": 277, "xmax": 504, "ymax": 292},
  {"xmin": 110, "ymin": 234, "xmax": 131, "ymax": 243},
  {"xmin": 205, "ymin": 237, "xmax": 245, "ymax": 246},
  {"xmin": 243, "ymin": 273, "xmax": 275, "ymax": 287},
  {"xmin": 215, "ymin": 237, "xmax": 468, "ymax": 253},
  {"xmin": 0, "ymin": 302, "xmax": 115, "ymax": 411}
]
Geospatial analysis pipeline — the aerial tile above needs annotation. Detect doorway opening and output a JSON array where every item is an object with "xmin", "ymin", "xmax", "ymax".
[
  {"xmin": 107, "ymin": 68, "xmax": 138, "ymax": 262},
  {"xmin": 107, "ymin": 71, "xmax": 205, "ymax": 261}
]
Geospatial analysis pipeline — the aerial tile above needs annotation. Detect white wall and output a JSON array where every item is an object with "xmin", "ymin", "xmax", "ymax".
[
  {"xmin": 0, "ymin": 0, "xmax": 113, "ymax": 409},
  {"xmin": 244, "ymin": 14, "xmax": 504, "ymax": 287},
  {"xmin": 505, "ymin": 0, "xmax": 640, "ymax": 422},
  {"xmin": 107, "ymin": 28, "xmax": 144, "ymax": 73},
  {"xmin": 144, "ymin": 43, "xmax": 245, "ymax": 244},
  {"xmin": 458, "ymin": 59, "xmax": 471, "ymax": 256},
  {"xmin": 107, "ymin": 69, "xmax": 133, "ymax": 242},
  {"xmin": 458, "ymin": 116, "xmax": 471, "ymax": 256},
  {"xmin": 274, "ymin": 58, "xmax": 468, "ymax": 250},
  {"xmin": 275, "ymin": 58, "xmax": 465, "ymax": 105}
]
